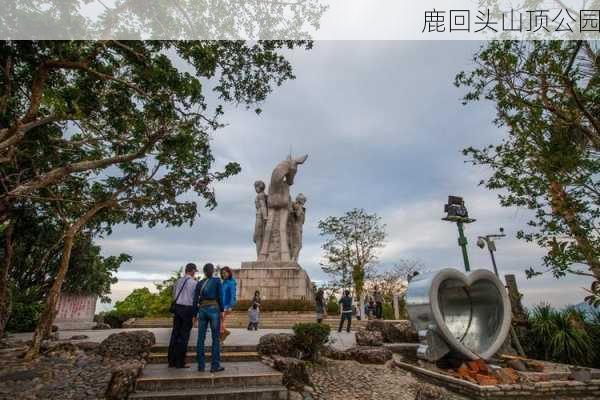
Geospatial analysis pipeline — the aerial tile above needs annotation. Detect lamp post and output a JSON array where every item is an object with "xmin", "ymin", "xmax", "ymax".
[
  {"xmin": 442, "ymin": 196, "xmax": 475, "ymax": 272},
  {"xmin": 477, "ymin": 228, "xmax": 506, "ymax": 277}
]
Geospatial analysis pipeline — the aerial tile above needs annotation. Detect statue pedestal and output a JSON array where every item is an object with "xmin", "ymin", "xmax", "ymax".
[{"xmin": 233, "ymin": 261, "xmax": 314, "ymax": 301}]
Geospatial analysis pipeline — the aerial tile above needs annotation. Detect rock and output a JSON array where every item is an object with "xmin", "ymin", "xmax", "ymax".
[
  {"xmin": 495, "ymin": 367, "xmax": 519, "ymax": 384},
  {"xmin": 105, "ymin": 362, "xmax": 143, "ymax": 400},
  {"xmin": 257, "ymin": 333, "xmax": 297, "ymax": 357},
  {"xmin": 414, "ymin": 382, "xmax": 450, "ymax": 399},
  {"xmin": 76, "ymin": 342, "xmax": 100, "ymax": 352},
  {"xmin": 69, "ymin": 335, "xmax": 89, "ymax": 340},
  {"xmin": 355, "ymin": 330, "xmax": 383, "ymax": 346},
  {"xmin": 366, "ymin": 320, "xmax": 418, "ymax": 343},
  {"xmin": 321, "ymin": 345, "xmax": 351, "ymax": 360},
  {"xmin": 43, "ymin": 342, "xmax": 79, "ymax": 355},
  {"xmin": 271, "ymin": 355, "xmax": 310, "ymax": 388},
  {"xmin": 506, "ymin": 358, "xmax": 527, "ymax": 372},
  {"xmin": 288, "ymin": 390, "xmax": 303, "ymax": 400},
  {"xmin": 347, "ymin": 346, "xmax": 392, "ymax": 364},
  {"xmin": 93, "ymin": 323, "xmax": 111, "ymax": 330},
  {"xmin": 98, "ymin": 330, "xmax": 155, "ymax": 359}
]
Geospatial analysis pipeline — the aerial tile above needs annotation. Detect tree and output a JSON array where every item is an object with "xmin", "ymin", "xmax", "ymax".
[
  {"xmin": 318, "ymin": 208, "xmax": 386, "ymax": 317},
  {"xmin": 369, "ymin": 259, "xmax": 425, "ymax": 301},
  {"xmin": 455, "ymin": 40, "xmax": 599, "ymax": 304},
  {"xmin": 0, "ymin": 39, "xmax": 310, "ymax": 350}
]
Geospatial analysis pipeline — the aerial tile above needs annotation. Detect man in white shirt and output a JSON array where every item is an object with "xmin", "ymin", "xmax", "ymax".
[{"xmin": 167, "ymin": 263, "xmax": 197, "ymax": 368}]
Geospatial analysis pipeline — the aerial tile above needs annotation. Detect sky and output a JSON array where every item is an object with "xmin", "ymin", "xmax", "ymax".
[{"xmin": 97, "ymin": 41, "xmax": 593, "ymax": 311}]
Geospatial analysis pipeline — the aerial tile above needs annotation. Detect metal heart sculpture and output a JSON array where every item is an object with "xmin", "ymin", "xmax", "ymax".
[{"xmin": 405, "ymin": 268, "xmax": 511, "ymax": 361}]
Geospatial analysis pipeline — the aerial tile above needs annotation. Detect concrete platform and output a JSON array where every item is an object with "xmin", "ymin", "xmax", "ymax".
[{"xmin": 130, "ymin": 385, "xmax": 287, "ymax": 400}]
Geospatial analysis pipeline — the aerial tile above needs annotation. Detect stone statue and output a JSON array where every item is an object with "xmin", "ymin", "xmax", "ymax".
[
  {"xmin": 253, "ymin": 180, "xmax": 268, "ymax": 257},
  {"xmin": 290, "ymin": 193, "xmax": 306, "ymax": 262},
  {"xmin": 258, "ymin": 154, "xmax": 308, "ymax": 262}
]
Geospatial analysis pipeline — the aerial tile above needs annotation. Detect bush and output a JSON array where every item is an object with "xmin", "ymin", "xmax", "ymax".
[
  {"xmin": 382, "ymin": 303, "xmax": 394, "ymax": 320},
  {"xmin": 292, "ymin": 322, "xmax": 331, "ymax": 361},
  {"xmin": 233, "ymin": 299, "xmax": 315, "ymax": 312},
  {"xmin": 326, "ymin": 298, "xmax": 339, "ymax": 314},
  {"xmin": 6, "ymin": 301, "xmax": 41, "ymax": 332},
  {"xmin": 100, "ymin": 309, "xmax": 145, "ymax": 328}
]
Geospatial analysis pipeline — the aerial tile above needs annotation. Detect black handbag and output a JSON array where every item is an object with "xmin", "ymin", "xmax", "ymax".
[{"xmin": 169, "ymin": 277, "xmax": 190, "ymax": 314}]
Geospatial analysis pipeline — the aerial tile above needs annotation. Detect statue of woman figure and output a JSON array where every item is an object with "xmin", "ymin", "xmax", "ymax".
[
  {"xmin": 253, "ymin": 180, "xmax": 268, "ymax": 257},
  {"xmin": 290, "ymin": 193, "xmax": 306, "ymax": 262}
]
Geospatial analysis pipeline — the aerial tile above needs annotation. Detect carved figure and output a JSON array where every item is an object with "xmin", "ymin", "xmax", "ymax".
[
  {"xmin": 290, "ymin": 193, "xmax": 306, "ymax": 262},
  {"xmin": 253, "ymin": 180, "xmax": 268, "ymax": 257}
]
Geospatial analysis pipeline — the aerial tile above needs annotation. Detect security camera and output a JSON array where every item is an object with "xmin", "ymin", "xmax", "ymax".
[
  {"xmin": 499, "ymin": 227, "xmax": 504, "ymax": 233},
  {"xmin": 477, "ymin": 238, "xmax": 486, "ymax": 249}
]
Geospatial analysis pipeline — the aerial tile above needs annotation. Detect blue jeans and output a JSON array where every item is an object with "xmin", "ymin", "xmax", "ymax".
[{"xmin": 196, "ymin": 305, "xmax": 221, "ymax": 371}]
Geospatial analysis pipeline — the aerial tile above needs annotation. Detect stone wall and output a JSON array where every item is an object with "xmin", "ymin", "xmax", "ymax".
[
  {"xmin": 234, "ymin": 263, "xmax": 313, "ymax": 301},
  {"xmin": 395, "ymin": 359, "xmax": 600, "ymax": 400},
  {"xmin": 54, "ymin": 293, "xmax": 97, "ymax": 330}
]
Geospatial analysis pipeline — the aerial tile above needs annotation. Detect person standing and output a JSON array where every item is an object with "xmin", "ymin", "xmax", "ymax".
[
  {"xmin": 220, "ymin": 266, "xmax": 237, "ymax": 343},
  {"xmin": 373, "ymin": 286, "xmax": 384, "ymax": 319},
  {"xmin": 247, "ymin": 302, "xmax": 260, "ymax": 330},
  {"xmin": 315, "ymin": 288, "xmax": 325, "ymax": 323},
  {"xmin": 167, "ymin": 263, "xmax": 198, "ymax": 369},
  {"xmin": 338, "ymin": 290, "xmax": 353, "ymax": 333},
  {"xmin": 193, "ymin": 263, "xmax": 225, "ymax": 373},
  {"xmin": 252, "ymin": 290, "xmax": 261, "ymax": 307}
]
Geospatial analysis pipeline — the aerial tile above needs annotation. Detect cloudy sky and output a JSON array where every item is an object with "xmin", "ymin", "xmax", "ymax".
[{"xmin": 97, "ymin": 41, "xmax": 592, "ymax": 311}]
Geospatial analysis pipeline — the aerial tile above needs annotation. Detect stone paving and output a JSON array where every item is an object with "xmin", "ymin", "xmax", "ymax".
[
  {"xmin": 9, "ymin": 328, "xmax": 357, "ymax": 350},
  {"xmin": 307, "ymin": 359, "xmax": 469, "ymax": 400}
]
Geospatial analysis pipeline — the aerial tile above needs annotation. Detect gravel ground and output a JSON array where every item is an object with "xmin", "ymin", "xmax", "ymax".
[{"xmin": 307, "ymin": 359, "xmax": 469, "ymax": 400}]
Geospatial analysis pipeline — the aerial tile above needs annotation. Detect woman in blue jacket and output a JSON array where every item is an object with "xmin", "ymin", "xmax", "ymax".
[{"xmin": 220, "ymin": 266, "xmax": 237, "ymax": 342}]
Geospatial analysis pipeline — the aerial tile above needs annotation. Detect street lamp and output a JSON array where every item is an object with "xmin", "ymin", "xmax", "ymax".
[
  {"xmin": 477, "ymin": 227, "xmax": 506, "ymax": 277},
  {"xmin": 442, "ymin": 195, "xmax": 476, "ymax": 272}
]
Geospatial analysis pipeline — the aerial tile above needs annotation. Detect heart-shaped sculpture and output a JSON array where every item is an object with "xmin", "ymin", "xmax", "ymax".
[{"xmin": 405, "ymin": 268, "xmax": 511, "ymax": 361}]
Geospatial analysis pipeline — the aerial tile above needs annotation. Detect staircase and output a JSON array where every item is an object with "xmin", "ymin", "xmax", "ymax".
[
  {"xmin": 125, "ymin": 311, "xmax": 368, "ymax": 330},
  {"xmin": 130, "ymin": 345, "xmax": 287, "ymax": 400}
]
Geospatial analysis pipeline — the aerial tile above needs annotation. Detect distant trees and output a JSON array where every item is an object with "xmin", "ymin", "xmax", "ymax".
[
  {"xmin": 318, "ymin": 208, "xmax": 386, "ymax": 316},
  {"xmin": 368, "ymin": 259, "xmax": 425, "ymax": 302},
  {"xmin": 456, "ymin": 40, "xmax": 599, "ymax": 305}
]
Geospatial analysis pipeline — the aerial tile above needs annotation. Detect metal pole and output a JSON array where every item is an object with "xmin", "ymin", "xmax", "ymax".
[
  {"xmin": 488, "ymin": 245, "xmax": 499, "ymax": 276},
  {"xmin": 457, "ymin": 221, "xmax": 471, "ymax": 272}
]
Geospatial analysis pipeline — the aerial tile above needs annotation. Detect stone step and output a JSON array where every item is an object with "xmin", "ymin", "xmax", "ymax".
[
  {"xmin": 135, "ymin": 362, "xmax": 283, "ymax": 392},
  {"xmin": 151, "ymin": 345, "xmax": 257, "ymax": 353},
  {"xmin": 128, "ymin": 318, "xmax": 367, "ymax": 329},
  {"xmin": 130, "ymin": 385, "xmax": 287, "ymax": 400},
  {"xmin": 148, "ymin": 351, "xmax": 259, "ymax": 364}
]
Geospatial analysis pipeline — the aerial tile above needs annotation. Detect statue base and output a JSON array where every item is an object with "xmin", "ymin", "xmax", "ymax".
[{"xmin": 233, "ymin": 261, "xmax": 314, "ymax": 301}]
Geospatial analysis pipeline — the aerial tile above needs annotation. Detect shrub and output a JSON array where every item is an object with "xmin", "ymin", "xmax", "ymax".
[
  {"xmin": 6, "ymin": 301, "xmax": 41, "ymax": 332},
  {"xmin": 233, "ymin": 299, "xmax": 315, "ymax": 312},
  {"xmin": 326, "ymin": 298, "xmax": 339, "ymax": 314},
  {"xmin": 292, "ymin": 322, "xmax": 331, "ymax": 361},
  {"xmin": 100, "ymin": 309, "xmax": 145, "ymax": 328},
  {"xmin": 382, "ymin": 303, "xmax": 394, "ymax": 320}
]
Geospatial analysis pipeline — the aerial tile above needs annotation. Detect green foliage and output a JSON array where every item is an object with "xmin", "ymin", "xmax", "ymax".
[
  {"xmin": 326, "ymin": 297, "xmax": 339, "ymax": 314},
  {"xmin": 525, "ymin": 304, "xmax": 597, "ymax": 366},
  {"xmin": 99, "ymin": 309, "xmax": 145, "ymax": 329},
  {"xmin": 233, "ymin": 300, "xmax": 314, "ymax": 312},
  {"xmin": 292, "ymin": 322, "xmax": 331, "ymax": 361},
  {"xmin": 319, "ymin": 208, "xmax": 386, "ymax": 300},
  {"xmin": 382, "ymin": 303, "xmax": 395, "ymax": 320},
  {"xmin": 456, "ymin": 41, "xmax": 600, "ymax": 303},
  {"xmin": 5, "ymin": 301, "xmax": 41, "ymax": 333}
]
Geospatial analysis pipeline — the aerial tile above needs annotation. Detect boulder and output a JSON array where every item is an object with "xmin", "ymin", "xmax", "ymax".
[
  {"xmin": 321, "ymin": 345, "xmax": 351, "ymax": 360},
  {"xmin": 347, "ymin": 346, "xmax": 392, "ymax": 364},
  {"xmin": 98, "ymin": 330, "xmax": 155, "ymax": 359},
  {"xmin": 93, "ymin": 323, "xmax": 111, "ymax": 330},
  {"xmin": 69, "ymin": 335, "xmax": 89, "ymax": 340},
  {"xmin": 366, "ymin": 320, "xmax": 418, "ymax": 343},
  {"xmin": 414, "ymin": 383, "xmax": 450, "ymax": 400},
  {"xmin": 355, "ymin": 330, "xmax": 383, "ymax": 346},
  {"xmin": 77, "ymin": 341, "xmax": 100, "ymax": 352},
  {"xmin": 105, "ymin": 361, "xmax": 144, "ymax": 400},
  {"xmin": 257, "ymin": 333, "xmax": 297, "ymax": 357},
  {"xmin": 271, "ymin": 355, "xmax": 310, "ymax": 389}
]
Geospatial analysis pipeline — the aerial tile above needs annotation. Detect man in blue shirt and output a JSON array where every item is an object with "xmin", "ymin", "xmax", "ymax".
[
  {"xmin": 168, "ymin": 263, "xmax": 197, "ymax": 369},
  {"xmin": 192, "ymin": 263, "xmax": 225, "ymax": 373},
  {"xmin": 338, "ymin": 290, "xmax": 353, "ymax": 333}
]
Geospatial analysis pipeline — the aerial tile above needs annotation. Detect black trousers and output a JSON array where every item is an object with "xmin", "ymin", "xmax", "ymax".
[
  {"xmin": 168, "ymin": 304, "xmax": 194, "ymax": 367},
  {"xmin": 338, "ymin": 313, "xmax": 352, "ymax": 332},
  {"xmin": 375, "ymin": 302, "xmax": 383, "ymax": 319}
]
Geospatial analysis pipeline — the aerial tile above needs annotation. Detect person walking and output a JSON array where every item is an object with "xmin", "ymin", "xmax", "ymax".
[
  {"xmin": 220, "ymin": 266, "xmax": 237, "ymax": 343},
  {"xmin": 193, "ymin": 263, "xmax": 225, "ymax": 373},
  {"xmin": 167, "ymin": 263, "xmax": 198, "ymax": 369},
  {"xmin": 373, "ymin": 286, "xmax": 384, "ymax": 319},
  {"xmin": 338, "ymin": 290, "xmax": 353, "ymax": 333},
  {"xmin": 247, "ymin": 302, "xmax": 260, "ymax": 330},
  {"xmin": 315, "ymin": 288, "xmax": 325, "ymax": 323}
]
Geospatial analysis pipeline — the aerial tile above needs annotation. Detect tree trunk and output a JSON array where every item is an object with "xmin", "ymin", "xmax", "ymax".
[
  {"xmin": 25, "ymin": 199, "xmax": 116, "ymax": 359},
  {"xmin": 0, "ymin": 220, "xmax": 14, "ymax": 338},
  {"xmin": 548, "ymin": 180, "xmax": 600, "ymax": 279}
]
